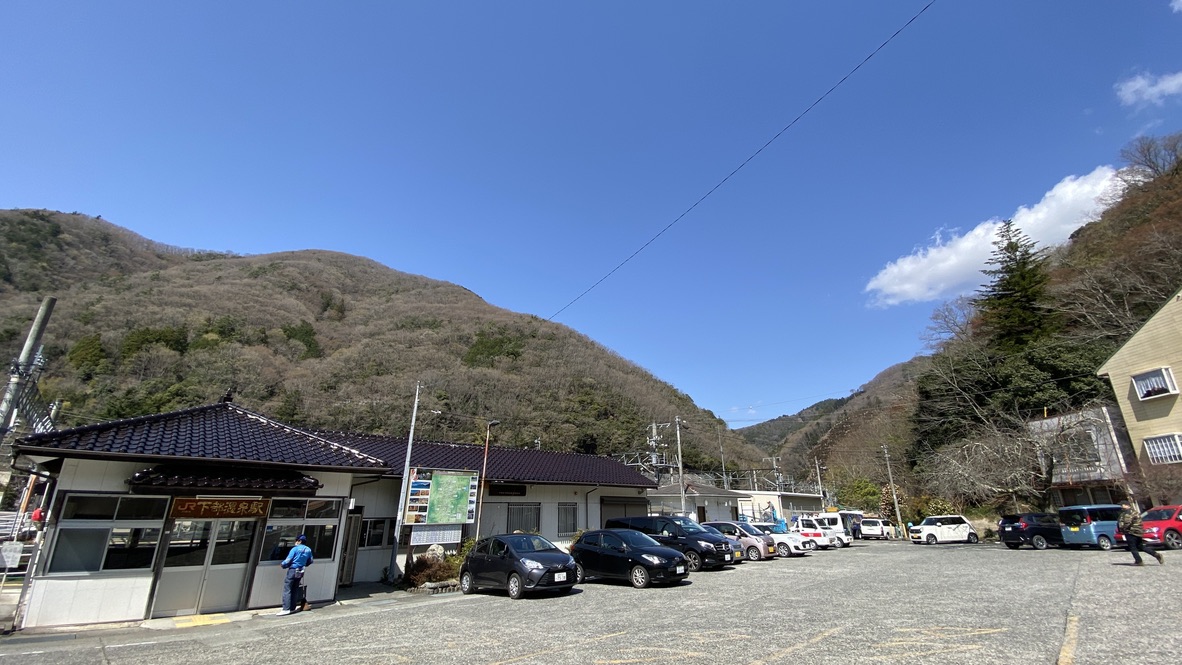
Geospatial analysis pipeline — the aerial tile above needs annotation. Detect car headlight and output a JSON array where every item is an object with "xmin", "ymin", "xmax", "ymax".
[
  {"xmin": 520, "ymin": 558, "xmax": 543, "ymax": 571},
  {"xmin": 640, "ymin": 553, "xmax": 665, "ymax": 566},
  {"xmin": 1147, "ymin": 526, "xmax": 1160, "ymax": 533},
  {"xmin": 697, "ymin": 540, "xmax": 716, "ymax": 550}
]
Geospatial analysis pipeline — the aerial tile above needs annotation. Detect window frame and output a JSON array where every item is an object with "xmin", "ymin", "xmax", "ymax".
[
  {"xmin": 506, "ymin": 502, "xmax": 541, "ymax": 534},
  {"xmin": 557, "ymin": 503, "xmax": 578, "ymax": 537},
  {"xmin": 1132, "ymin": 367, "xmax": 1178, "ymax": 401},
  {"xmin": 259, "ymin": 496, "xmax": 345, "ymax": 564},
  {"xmin": 46, "ymin": 492, "xmax": 169, "ymax": 575},
  {"xmin": 1144, "ymin": 433, "xmax": 1182, "ymax": 465}
]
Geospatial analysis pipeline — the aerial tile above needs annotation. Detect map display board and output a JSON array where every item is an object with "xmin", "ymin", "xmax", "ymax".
[{"xmin": 405, "ymin": 468, "xmax": 479, "ymax": 525}]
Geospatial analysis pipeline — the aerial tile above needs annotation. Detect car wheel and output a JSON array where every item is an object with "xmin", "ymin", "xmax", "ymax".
[
  {"xmin": 967, "ymin": 533, "xmax": 979, "ymax": 544},
  {"xmin": 1004, "ymin": 542, "xmax": 1021, "ymax": 550},
  {"xmin": 460, "ymin": 570, "xmax": 475, "ymax": 594},
  {"xmin": 507, "ymin": 573, "xmax": 524, "ymax": 600},
  {"xmin": 1032, "ymin": 535, "xmax": 1048, "ymax": 550},
  {"xmin": 683, "ymin": 550, "xmax": 703, "ymax": 572},
  {"xmin": 926, "ymin": 534, "xmax": 937, "ymax": 545},
  {"xmin": 746, "ymin": 546, "xmax": 761, "ymax": 561},
  {"xmin": 1097, "ymin": 535, "xmax": 1113, "ymax": 551},
  {"xmin": 776, "ymin": 543, "xmax": 791, "ymax": 557},
  {"xmin": 629, "ymin": 565, "xmax": 651, "ymax": 589},
  {"xmin": 575, "ymin": 562, "xmax": 586, "ymax": 584},
  {"xmin": 1165, "ymin": 530, "xmax": 1182, "ymax": 550}
]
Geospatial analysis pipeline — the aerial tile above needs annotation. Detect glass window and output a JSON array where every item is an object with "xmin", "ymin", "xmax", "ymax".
[
  {"xmin": 558, "ymin": 503, "xmax": 577, "ymax": 536},
  {"xmin": 360, "ymin": 519, "xmax": 388, "ymax": 548},
  {"xmin": 61, "ymin": 495, "xmax": 119, "ymax": 520},
  {"xmin": 506, "ymin": 503, "xmax": 541, "ymax": 534},
  {"xmin": 269, "ymin": 499, "xmax": 307, "ymax": 519},
  {"xmin": 166, "ymin": 520, "xmax": 215, "ymax": 567},
  {"xmin": 472, "ymin": 539, "xmax": 489, "ymax": 556},
  {"xmin": 104, "ymin": 527, "xmax": 163, "ymax": 570},
  {"xmin": 261, "ymin": 524, "xmax": 303, "ymax": 562},
  {"xmin": 306, "ymin": 499, "xmax": 342, "ymax": 520},
  {"xmin": 306, "ymin": 524, "xmax": 336, "ymax": 559},
  {"xmin": 116, "ymin": 497, "xmax": 169, "ymax": 520},
  {"xmin": 49, "ymin": 529, "xmax": 109, "ymax": 573},
  {"xmin": 579, "ymin": 532, "xmax": 601, "ymax": 547},
  {"xmin": 211, "ymin": 521, "xmax": 256, "ymax": 565},
  {"xmin": 1145, "ymin": 434, "xmax": 1182, "ymax": 465},
  {"xmin": 601, "ymin": 532, "xmax": 623, "ymax": 549},
  {"xmin": 1132, "ymin": 368, "xmax": 1178, "ymax": 400}
]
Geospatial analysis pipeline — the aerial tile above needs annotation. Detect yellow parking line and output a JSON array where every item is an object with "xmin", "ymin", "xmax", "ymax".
[{"xmin": 1058, "ymin": 615, "xmax": 1079, "ymax": 665}]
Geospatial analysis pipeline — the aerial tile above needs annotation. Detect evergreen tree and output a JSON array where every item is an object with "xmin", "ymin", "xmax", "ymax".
[{"xmin": 974, "ymin": 221, "xmax": 1059, "ymax": 354}]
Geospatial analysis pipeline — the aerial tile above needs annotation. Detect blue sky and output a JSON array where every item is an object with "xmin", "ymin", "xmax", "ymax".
[{"xmin": 2, "ymin": 2, "xmax": 1181, "ymax": 427}]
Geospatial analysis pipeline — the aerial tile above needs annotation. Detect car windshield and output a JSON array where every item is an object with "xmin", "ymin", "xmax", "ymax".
[
  {"xmin": 999, "ymin": 515, "xmax": 1021, "ymax": 525},
  {"xmin": 736, "ymin": 523, "xmax": 763, "ymax": 537},
  {"xmin": 670, "ymin": 516, "xmax": 707, "ymax": 534},
  {"xmin": 504, "ymin": 534, "xmax": 559, "ymax": 553},
  {"xmin": 700, "ymin": 525, "xmax": 722, "ymax": 535},
  {"xmin": 920, "ymin": 517, "xmax": 943, "ymax": 526},
  {"xmin": 862, "ymin": 519, "xmax": 880, "ymax": 527},
  {"xmin": 1060, "ymin": 510, "xmax": 1085, "ymax": 527},
  {"xmin": 1142, "ymin": 508, "xmax": 1175, "ymax": 521},
  {"xmin": 615, "ymin": 530, "xmax": 660, "ymax": 548}
]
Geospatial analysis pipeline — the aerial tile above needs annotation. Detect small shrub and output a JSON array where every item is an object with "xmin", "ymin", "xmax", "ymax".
[{"xmin": 404, "ymin": 556, "xmax": 458, "ymax": 587}]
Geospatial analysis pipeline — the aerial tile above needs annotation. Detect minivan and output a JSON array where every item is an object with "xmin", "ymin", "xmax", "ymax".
[
  {"xmin": 603, "ymin": 515, "xmax": 733, "ymax": 571},
  {"xmin": 1058, "ymin": 504, "xmax": 1123, "ymax": 550}
]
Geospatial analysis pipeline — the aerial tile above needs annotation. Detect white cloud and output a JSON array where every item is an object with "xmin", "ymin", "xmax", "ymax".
[
  {"xmin": 864, "ymin": 166, "xmax": 1118, "ymax": 307},
  {"xmin": 1116, "ymin": 70, "xmax": 1182, "ymax": 106},
  {"xmin": 1173, "ymin": 0, "xmax": 1182, "ymax": 12}
]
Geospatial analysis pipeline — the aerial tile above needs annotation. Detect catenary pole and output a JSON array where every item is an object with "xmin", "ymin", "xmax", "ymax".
[{"xmin": 388, "ymin": 381, "xmax": 421, "ymax": 582}]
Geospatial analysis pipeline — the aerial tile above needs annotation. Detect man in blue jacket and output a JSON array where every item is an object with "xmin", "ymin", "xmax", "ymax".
[{"xmin": 277, "ymin": 534, "xmax": 314, "ymax": 615}]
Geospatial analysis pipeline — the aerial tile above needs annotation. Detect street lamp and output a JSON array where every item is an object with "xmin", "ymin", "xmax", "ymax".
[{"xmin": 474, "ymin": 419, "xmax": 500, "ymax": 537}]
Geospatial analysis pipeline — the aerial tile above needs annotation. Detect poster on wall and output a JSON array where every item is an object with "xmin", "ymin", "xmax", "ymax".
[{"xmin": 405, "ymin": 468, "xmax": 479, "ymax": 525}]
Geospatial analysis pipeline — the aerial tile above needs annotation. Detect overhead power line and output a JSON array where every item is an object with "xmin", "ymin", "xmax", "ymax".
[{"xmin": 548, "ymin": 1, "xmax": 937, "ymax": 321}]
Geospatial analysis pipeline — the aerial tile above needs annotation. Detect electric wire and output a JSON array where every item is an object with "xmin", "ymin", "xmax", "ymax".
[{"xmin": 547, "ymin": 1, "xmax": 938, "ymax": 322}]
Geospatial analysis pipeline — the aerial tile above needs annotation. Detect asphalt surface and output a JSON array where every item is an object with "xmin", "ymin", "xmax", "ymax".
[{"xmin": 0, "ymin": 538, "xmax": 1177, "ymax": 664}]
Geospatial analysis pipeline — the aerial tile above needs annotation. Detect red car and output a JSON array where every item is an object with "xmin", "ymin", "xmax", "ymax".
[{"xmin": 1141, "ymin": 505, "xmax": 1182, "ymax": 550}]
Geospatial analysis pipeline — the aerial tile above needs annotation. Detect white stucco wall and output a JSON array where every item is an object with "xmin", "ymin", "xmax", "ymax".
[{"xmin": 23, "ymin": 572, "xmax": 155, "ymax": 628}]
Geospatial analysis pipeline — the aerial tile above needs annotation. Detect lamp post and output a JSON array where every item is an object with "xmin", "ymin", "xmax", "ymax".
[
  {"xmin": 389, "ymin": 381, "xmax": 422, "ymax": 582},
  {"xmin": 474, "ymin": 419, "xmax": 500, "ymax": 537}
]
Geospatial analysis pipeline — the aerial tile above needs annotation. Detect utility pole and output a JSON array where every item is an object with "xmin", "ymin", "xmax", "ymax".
[
  {"xmin": 389, "ymin": 381, "xmax": 422, "ymax": 581},
  {"xmin": 717, "ymin": 425, "xmax": 728, "ymax": 490},
  {"xmin": 675, "ymin": 417, "xmax": 687, "ymax": 516},
  {"xmin": 883, "ymin": 443, "xmax": 905, "ymax": 538},
  {"xmin": 0, "ymin": 297, "xmax": 56, "ymax": 439},
  {"xmin": 814, "ymin": 457, "xmax": 826, "ymax": 508}
]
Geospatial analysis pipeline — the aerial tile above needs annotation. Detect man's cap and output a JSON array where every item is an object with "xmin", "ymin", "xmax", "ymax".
[{"xmin": 296, "ymin": 534, "xmax": 307, "ymax": 542}]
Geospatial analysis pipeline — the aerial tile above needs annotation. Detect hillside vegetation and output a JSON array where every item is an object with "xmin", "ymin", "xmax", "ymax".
[{"xmin": 0, "ymin": 210, "xmax": 767, "ymax": 470}]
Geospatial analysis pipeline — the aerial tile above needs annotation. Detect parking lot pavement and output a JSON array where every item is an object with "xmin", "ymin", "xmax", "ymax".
[{"xmin": 0, "ymin": 540, "xmax": 1177, "ymax": 664}]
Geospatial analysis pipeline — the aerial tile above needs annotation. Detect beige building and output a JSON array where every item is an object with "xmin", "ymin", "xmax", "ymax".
[{"xmin": 1097, "ymin": 288, "xmax": 1182, "ymax": 502}]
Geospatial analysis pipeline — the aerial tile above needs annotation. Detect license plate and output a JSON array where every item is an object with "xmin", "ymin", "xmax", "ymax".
[
  {"xmin": 1005, "ymin": 526, "xmax": 1012, "ymax": 531},
  {"xmin": 1070, "ymin": 527, "xmax": 1079, "ymax": 532},
  {"xmin": 725, "ymin": 554, "xmax": 732, "ymax": 561},
  {"xmin": 676, "ymin": 565, "xmax": 685, "ymax": 574},
  {"xmin": 554, "ymin": 572, "xmax": 567, "ymax": 582}
]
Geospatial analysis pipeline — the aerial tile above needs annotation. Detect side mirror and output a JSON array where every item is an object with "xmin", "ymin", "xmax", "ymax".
[{"xmin": 934, "ymin": 522, "xmax": 943, "ymax": 527}]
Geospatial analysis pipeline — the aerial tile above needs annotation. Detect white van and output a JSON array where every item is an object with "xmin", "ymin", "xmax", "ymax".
[{"xmin": 811, "ymin": 514, "xmax": 853, "ymax": 548}]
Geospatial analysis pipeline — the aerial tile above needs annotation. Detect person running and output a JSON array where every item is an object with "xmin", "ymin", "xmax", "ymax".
[{"xmin": 1118, "ymin": 500, "xmax": 1164, "ymax": 566}]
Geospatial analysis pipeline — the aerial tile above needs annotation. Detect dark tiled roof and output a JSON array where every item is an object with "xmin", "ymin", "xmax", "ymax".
[
  {"xmin": 319, "ymin": 432, "xmax": 657, "ymax": 489},
  {"xmin": 13, "ymin": 403, "xmax": 389, "ymax": 472},
  {"xmin": 128, "ymin": 464, "xmax": 322, "ymax": 494}
]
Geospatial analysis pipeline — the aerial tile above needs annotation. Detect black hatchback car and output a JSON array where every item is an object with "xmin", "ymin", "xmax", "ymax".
[
  {"xmin": 459, "ymin": 533, "xmax": 578, "ymax": 599},
  {"xmin": 999, "ymin": 513, "xmax": 1064, "ymax": 550},
  {"xmin": 570, "ymin": 528, "xmax": 689, "ymax": 588},
  {"xmin": 603, "ymin": 515, "xmax": 733, "ymax": 571}
]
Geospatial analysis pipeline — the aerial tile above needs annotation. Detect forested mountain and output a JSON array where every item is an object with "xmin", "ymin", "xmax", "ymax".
[
  {"xmin": 0, "ymin": 209, "xmax": 768, "ymax": 471},
  {"xmin": 2, "ymin": 132, "xmax": 1180, "ymax": 517}
]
